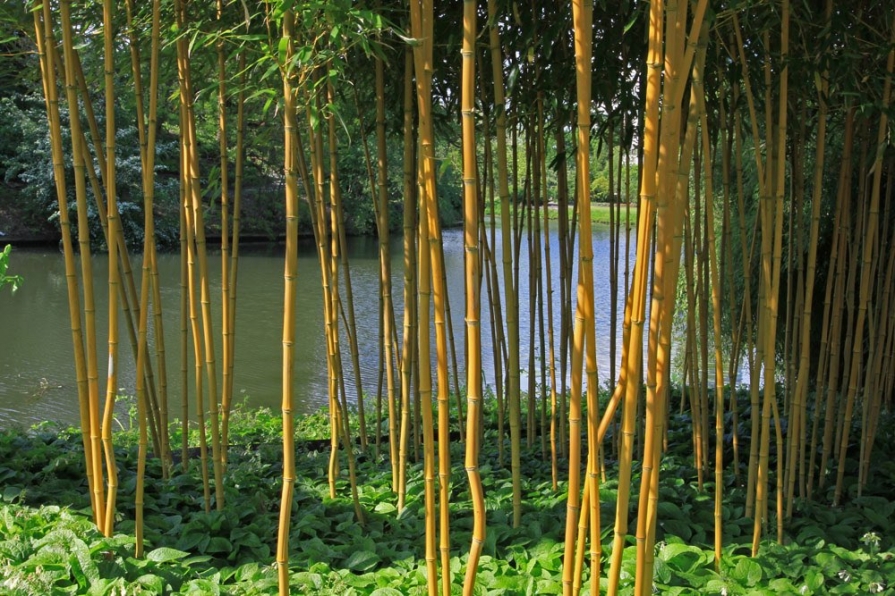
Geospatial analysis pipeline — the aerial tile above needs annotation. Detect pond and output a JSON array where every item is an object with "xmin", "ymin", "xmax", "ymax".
[{"xmin": 0, "ymin": 224, "xmax": 635, "ymax": 428}]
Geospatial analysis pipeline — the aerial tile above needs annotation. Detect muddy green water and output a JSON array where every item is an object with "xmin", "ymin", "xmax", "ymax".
[{"xmin": 0, "ymin": 226, "xmax": 633, "ymax": 428}]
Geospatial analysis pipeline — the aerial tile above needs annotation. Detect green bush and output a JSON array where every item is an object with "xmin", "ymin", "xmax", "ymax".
[{"xmin": 0, "ymin": 93, "xmax": 181, "ymax": 250}]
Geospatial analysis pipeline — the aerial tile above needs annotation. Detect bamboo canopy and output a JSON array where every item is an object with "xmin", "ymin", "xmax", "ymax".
[{"xmin": 15, "ymin": 0, "xmax": 895, "ymax": 592}]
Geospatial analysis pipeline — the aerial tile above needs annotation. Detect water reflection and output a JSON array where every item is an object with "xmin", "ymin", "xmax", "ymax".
[{"xmin": 0, "ymin": 224, "xmax": 635, "ymax": 428}]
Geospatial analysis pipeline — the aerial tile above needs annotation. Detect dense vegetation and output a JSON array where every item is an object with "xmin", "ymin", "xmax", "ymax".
[
  {"xmin": 2, "ymin": 0, "xmax": 895, "ymax": 594},
  {"xmin": 1, "ymin": 402, "xmax": 893, "ymax": 595},
  {"xmin": 0, "ymin": 86, "xmax": 464, "ymax": 246}
]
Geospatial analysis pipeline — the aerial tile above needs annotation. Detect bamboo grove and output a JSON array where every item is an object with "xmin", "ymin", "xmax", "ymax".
[{"xmin": 13, "ymin": 0, "xmax": 895, "ymax": 593}]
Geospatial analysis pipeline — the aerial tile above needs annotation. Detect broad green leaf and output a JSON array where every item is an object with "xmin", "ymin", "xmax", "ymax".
[
  {"xmin": 804, "ymin": 569, "xmax": 824, "ymax": 590},
  {"xmin": 343, "ymin": 572, "xmax": 376, "ymax": 588},
  {"xmin": 134, "ymin": 573, "xmax": 165, "ymax": 593},
  {"xmin": 292, "ymin": 571, "xmax": 323, "ymax": 590},
  {"xmin": 660, "ymin": 518, "xmax": 693, "ymax": 541},
  {"xmin": 176, "ymin": 531, "xmax": 205, "ymax": 551},
  {"xmin": 70, "ymin": 536, "xmax": 99, "ymax": 587},
  {"xmin": 733, "ymin": 557, "xmax": 762, "ymax": 587},
  {"xmin": 146, "ymin": 547, "xmax": 190, "ymax": 563},
  {"xmin": 535, "ymin": 578, "xmax": 562, "ymax": 594},
  {"xmin": 344, "ymin": 549, "xmax": 380, "ymax": 572},
  {"xmin": 2, "ymin": 487, "xmax": 22, "ymax": 503},
  {"xmin": 369, "ymin": 588, "xmax": 403, "ymax": 596},
  {"xmin": 862, "ymin": 507, "xmax": 891, "ymax": 531},
  {"xmin": 205, "ymin": 536, "xmax": 233, "ymax": 553},
  {"xmin": 183, "ymin": 578, "xmax": 222, "ymax": 596},
  {"xmin": 660, "ymin": 543, "xmax": 706, "ymax": 573},
  {"xmin": 654, "ymin": 557, "xmax": 671, "ymax": 584},
  {"xmin": 87, "ymin": 578, "xmax": 124, "ymax": 596},
  {"xmin": 767, "ymin": 578, "xmax": 798, "ymax": 593},
  {"xmin": 658, "ymin": 501, "xmax": 686, "ymax": 519},
  {"xmin": 374, "ymin": 501, "xmax": 396, "ymax": 514}
]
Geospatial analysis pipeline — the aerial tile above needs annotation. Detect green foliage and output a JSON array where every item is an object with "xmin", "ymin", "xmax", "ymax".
[
  {"xmin": 0, "ymin": 244, "xmax": 23, "ymax": 292},
  {"xmin": 0, "ymin": 93, "xmax": 181, "ymax": 250},
  {"xmin": 0, "ymin": 403, "xmax": 893, "ymax": 594}
]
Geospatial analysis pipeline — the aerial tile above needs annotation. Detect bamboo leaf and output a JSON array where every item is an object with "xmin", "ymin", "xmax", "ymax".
[
  {"xmin": 623, "ymin": 8, "xmax": 639, "ymax": 34},
  {"xmin": 278, "ymin": 37, "xmax": 289, "ymax": 67}
]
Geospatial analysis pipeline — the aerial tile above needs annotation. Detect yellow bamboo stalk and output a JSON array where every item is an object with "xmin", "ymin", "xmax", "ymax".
[
  {"xmin": 561, "ymin": 0, "xmax": 595, "ymax": 591},
  {"xmin": 408, "ymin": 2, "xmax": 439, "ymax": 592},
  {"xmin": 536, "ymin": 105, "xmax": 549, "ymax": 463},
  {"xmin": 717, "ymin": 74, "xmax": 741, "ymax": 485},
  {"xmin": 179, "ymin": 145, "xmax": 190, "ymax": 473},
  {"xmin": 571, "ymin": 459, "xmax": 591, "ymax": 596},
  {"xmin": 398, "ymin": 47, "xmax": 416, "ymax": 512},
  {"xmin": 418, "ymin": 162, "xmax": 438, "ymax": 596},
  {"xmin": 542, "ymin": 125, "xmax": 559, "ymax": 493},
  {"xmin": 34, "ymin": 3, "xmax": 104, "ymax": 530},
  {"xmin": 832, "ymin": 131, "xmax": 867, "ymax": 469},
  {"xmin": 606, "ymin": 0, "xmax": 662, "ymax": 585},
  {"xmin": 575, "ymin": 10, "xmax": 603, "ymax": 596},
  {"xmin": 556, "ymin": 125, "xmax": 572, "ymax": 461},
  {"xmin": 301, "ymin": 96, "xmax": 340, "ymax": 497},
  {"xmin": 99, "ymin": 0, "xmax": 121, "ymax": 538},
  {"xmin": 403, "ymin": 10, "xmax": 452, "ymax": 594},
  {"xmin": 806, "ymin": 103, "xmax": 846, "ymax": 497},
  {"xmin": 178, "ymin": 0, "xmax": 225, "ymax": 510},
  {"xmin": 749, "ymin": 2, "xmax": 790, "ymax": 548},
  {"xmin": 460, "ymin": 4, "xmax": 485, "ymax": 592},
  {"xmin": 69, "ymin": 44, "xmax": 164, "ymax": 458},
  {"xmin": 833, "ymin": 15, "xmax": 895, "ymax": 505},
  {"xmin": 60, "ymin": 7, "xmax": 101, "ymax": 474},
  {"xmin": 276, "ymin": 12, "xmax": 299, "ymax": 593},
  {"xmin": 772, "ymin": 5, "xmax": 791, "ymax": 545},
  {"xmin": 126, "ymin": 0, "xmax": 162, "ymax": 554},
  {"xmin": 732, "ymin": 11, "xmax": 769, "ymax": 545},
  {"xmin": 694, "ymin": 41, "xmax": 725, "ymax": 569},
  {"xmin": 217, "ymin": 0, "xmax": 233, "ymax": 470},
  {"xmin": 172, "ymin": 1, "xmax": 212, "ymax": 510},
  {"xmin": 327, "ymin": 96, "xmax": 368, "ymax": 461},
  {"xmin": 819, "ymin": 196, "xmax": 850, "ymax": 491},
  {"xmin": 731, "ymin": 84, "xmax": 760, "ymax": 514},
  {"xmin": 636, "ymin": 0, "xmax": 690, "ymax": 588},
  {"xmin": 369, "ymin": 47, "xmax": 398, "ymax": 480},
  {"xmin": 787, "ymin": 0, "xmax": 831, "ymax": 513},
  {"xmin": 224, "ymin": 49, "xmax": 246, "ymax": 461},
  {"xmin": 683, "ymin": 216, "xmax": 704, "ymax": 489},
  {"xmin": 859, "ymin": 171, "xmax": 895, "ymax": 490},
  {"xmin": 325, "ymin": 79, "xmax": 365, "ymax": 525},
  {"xmin": 179, "ymin": 97, "xmax": 211, "ymax": 511},
  {"xmin": 695, "ymin": 146, "xmax": 710, "ymax": 480},
  {"xmin": 486, "ymin": 0, "xmax": 523, "ymax": 526}
]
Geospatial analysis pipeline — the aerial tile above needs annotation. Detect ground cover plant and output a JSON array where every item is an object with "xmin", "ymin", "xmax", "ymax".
[{"xmin": 1, "ymin": 399, "xmax": 893, "ymax": 595}]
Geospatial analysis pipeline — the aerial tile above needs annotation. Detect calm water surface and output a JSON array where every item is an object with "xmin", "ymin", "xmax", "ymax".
[{"xmin": 0, "ymin": 225, "xmax": 635, "ymax": 428}]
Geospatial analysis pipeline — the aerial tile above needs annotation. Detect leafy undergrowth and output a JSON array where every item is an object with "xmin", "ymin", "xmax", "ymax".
[{"xmin": 0, "ymin": 403, "xmax": 893, "ymax": 595}]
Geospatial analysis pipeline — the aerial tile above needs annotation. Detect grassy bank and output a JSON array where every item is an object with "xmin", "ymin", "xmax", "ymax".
[
  {"xmin": 484, "ymin": 202, "xmax": 637, "ymax": 229},
  {"xmin": 0, "ymin": 396, "xmax": 893, "ymax": 594}
]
